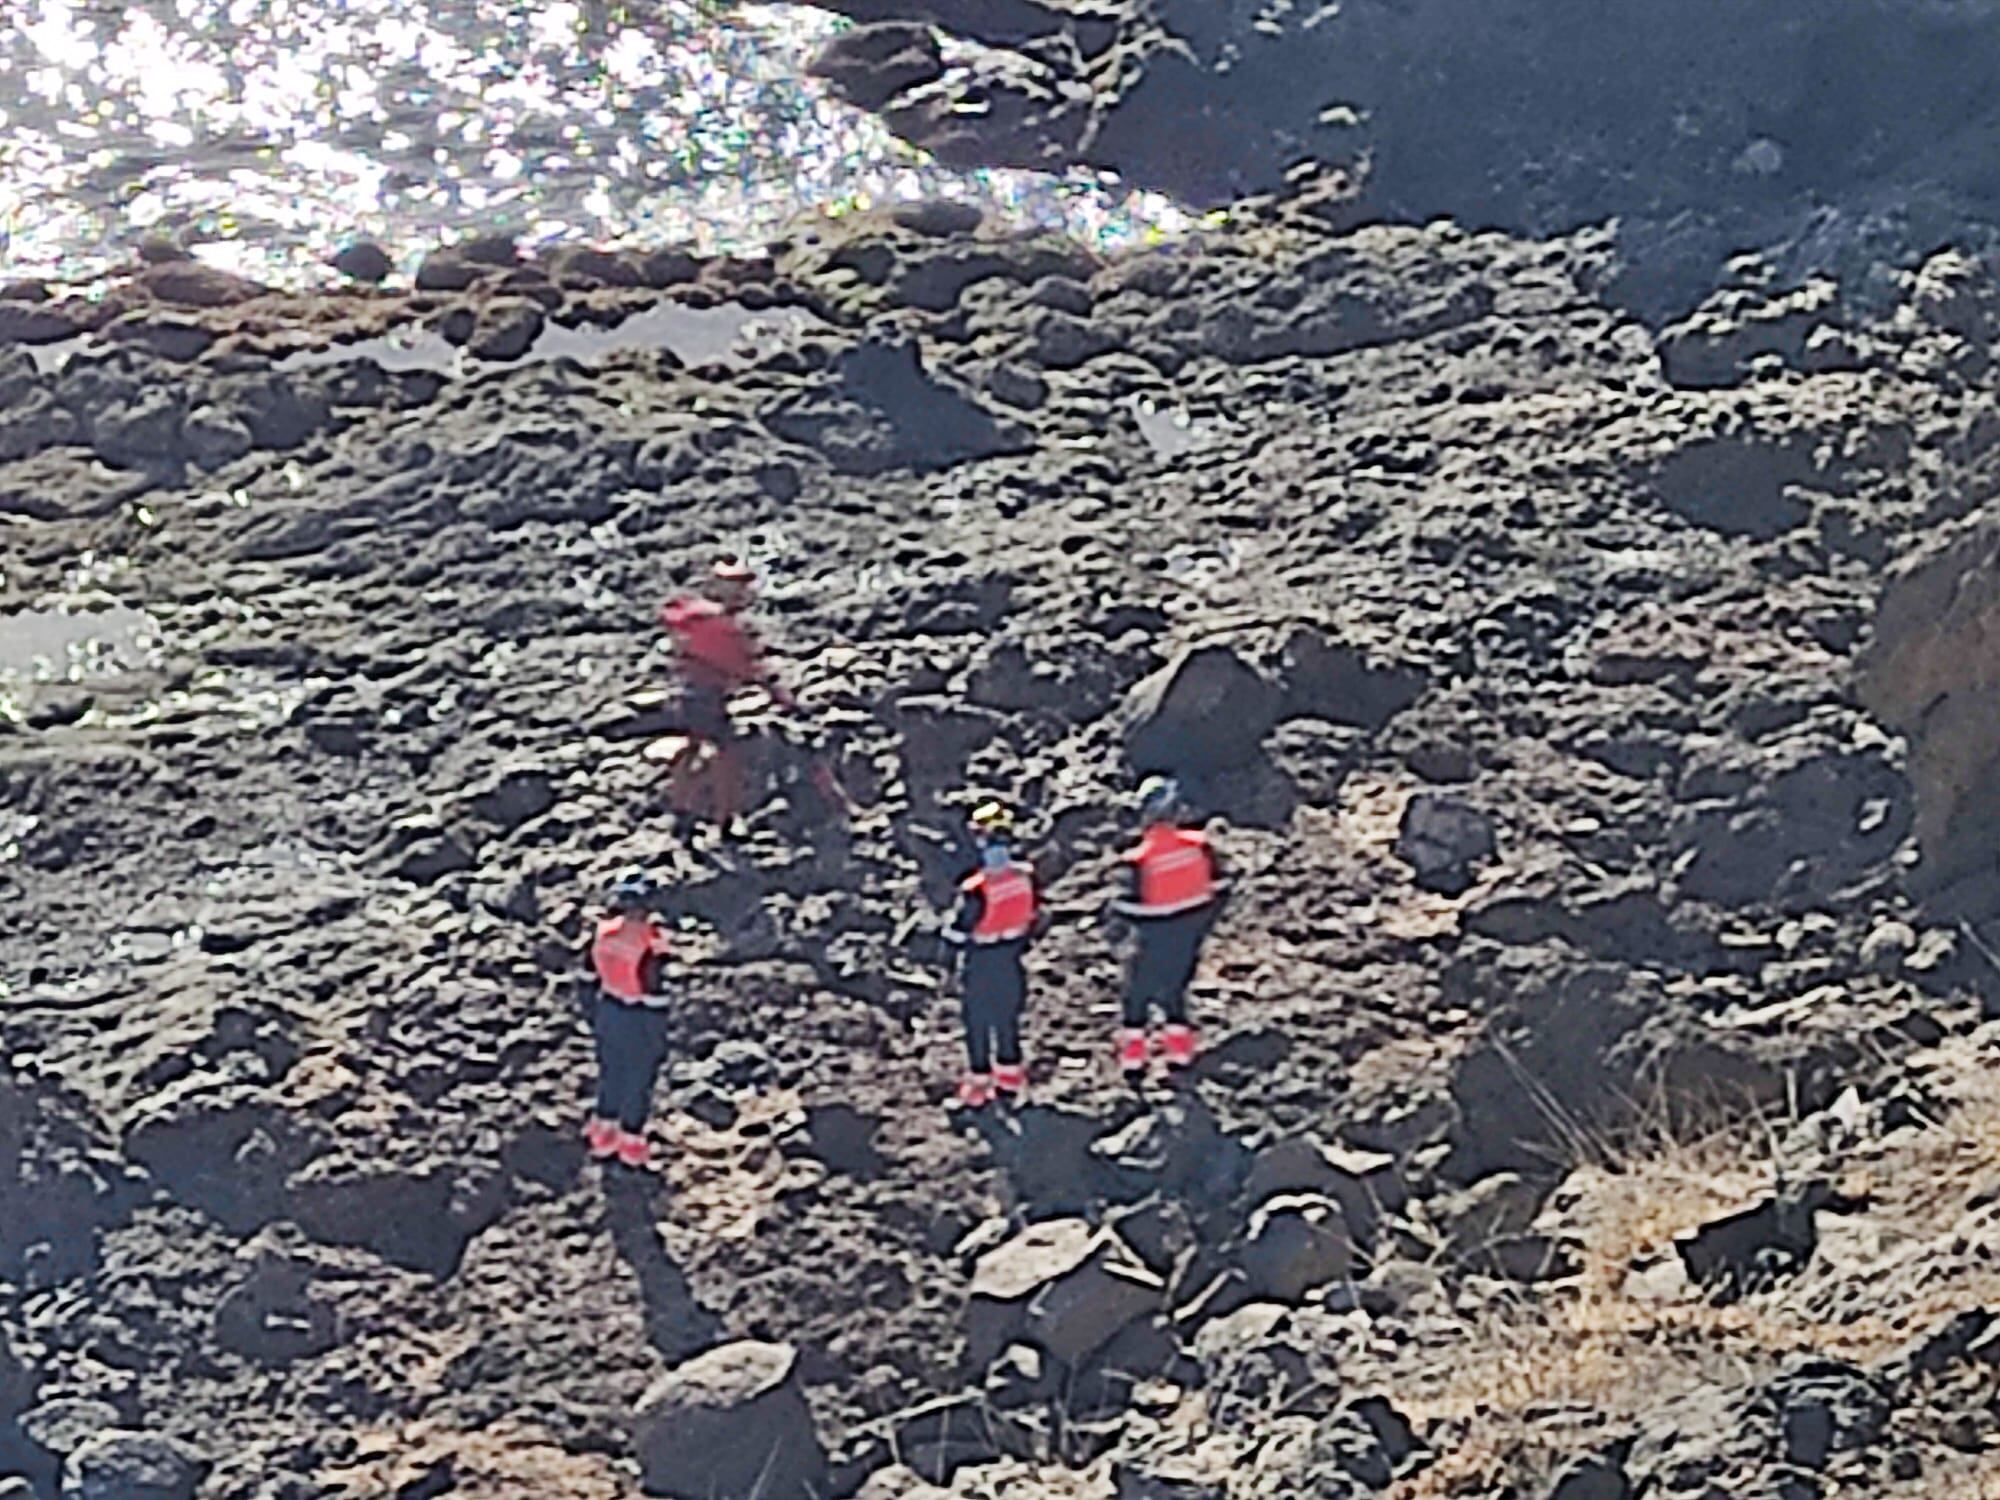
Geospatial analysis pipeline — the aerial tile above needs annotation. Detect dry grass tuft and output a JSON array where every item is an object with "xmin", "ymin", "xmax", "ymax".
[
  {"xmin": 320, "ymin": 1420, "xmax": 631, "ymax": 1499},
  {"xmin": 1375, "ymin": 1033, "xmax": 2000, "ymax": 1495}
]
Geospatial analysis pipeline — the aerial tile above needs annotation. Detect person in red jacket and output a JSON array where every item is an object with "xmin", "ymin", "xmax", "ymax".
[
  {"xmin": 658, "ymin": 557, "xmax": 794, "ymax": 832},
  {"xmin": 586, "ymin": 871, "xmax": 675, "ymax": 1167},
  {"xmin": 940, "ymin": 801, "xmax": 1039, "ymax": 1108},
  {"xmin": 1112, "ymin": 776, "xmax": 1224, "ymax": 1078}
]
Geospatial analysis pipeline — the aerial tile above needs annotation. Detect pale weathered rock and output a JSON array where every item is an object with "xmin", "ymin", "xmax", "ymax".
[
  {"xmin": 1860, "ymin": 919, "xmax": 1917, "ymax": 974},
  {"xmin": 62, "ymin": 1431, "xmax": 205, "ymax": 1500},
  {"xmin": 1188, "ymin": 1302, "xmax": 1291, "ymax": 1369},
  {"xmin": 1859, "ymin": 522, "xmax": 2000, "ymax": 892},
  {"xmin": 1657, "ymin": 280, "xmax": 1839, "ymax": 389},
  {"xmin": 966, "ymin": 1219, "xmax": 1165, "ymax": 1367},
  {"xmin": 1431, "ymin": 1171, "xmax": 1545, "ymax": 1253},
  {"xmin": 139, "ymin": 262, "xmax": 267, "ymax": 308},
  {"xmin": 1903, "ymin": 249, "xmax": 1997, "ymax": 341},
  {"xmin": 853, "ymin": 1465, "xmax": 953, "ymax": 1500}
]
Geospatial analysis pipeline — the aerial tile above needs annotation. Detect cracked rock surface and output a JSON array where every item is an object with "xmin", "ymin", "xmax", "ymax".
[{"xmin": 4, "ymin": 206, "xmax": 2000, "ymax": 1496}]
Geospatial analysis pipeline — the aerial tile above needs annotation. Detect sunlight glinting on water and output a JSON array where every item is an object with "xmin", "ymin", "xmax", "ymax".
[{"xmin": 0, "ymin": 0, "xmax": 1196, "ymax": 287}]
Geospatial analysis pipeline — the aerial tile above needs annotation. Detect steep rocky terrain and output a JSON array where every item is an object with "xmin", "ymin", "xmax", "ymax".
[
  {"xmin": 796, "ymin": 0, "xmax": 2000, "ymax": 319},
  {"xmin": 6, "ymin": 190, "xmax": 2000, "ymax": 1499}
]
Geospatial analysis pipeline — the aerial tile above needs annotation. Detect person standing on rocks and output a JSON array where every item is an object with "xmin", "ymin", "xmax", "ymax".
[
  {"xmin": 586, "ymin": 872, "xmax": 676, "ymax": 1167},
  {"xmin": 940, "ymin": 801, "xmax": 1041, "ymax": 1109},
  {"xmin": 659, "ymin": 556, "xmax": 795, "ymax": 835},
  {"xmin": 1112, "ymin": 776, "xmax": 1223, "ymax": 1079}
]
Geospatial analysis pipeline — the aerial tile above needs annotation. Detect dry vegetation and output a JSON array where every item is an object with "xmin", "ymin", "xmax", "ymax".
[
  {"xmin": 318, "ymin": 1420, "xmax": 632, "ymax": 1497},
  {"xmin": 1368, "ymin": 1026, "xmax": 2000, "ymax": 1495}
]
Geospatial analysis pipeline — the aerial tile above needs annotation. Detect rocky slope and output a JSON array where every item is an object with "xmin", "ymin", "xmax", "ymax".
[
  {"xmin": 4, "ymin": 192, "xmax": 2000, "ymax": 1499},
  {"xmin": 796, "ymin": 0, "xmax": 2000, "ymax": 320}
]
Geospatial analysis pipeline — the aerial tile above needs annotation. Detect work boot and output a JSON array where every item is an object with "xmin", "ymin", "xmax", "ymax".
[
  {"xmin": 956, "ymin": 1072, "xmax": 996, "ymax": 1109},
  {"xmin": 1160, "ymin": 1024, "xmax": 1199, "ymax": 1070},
  {"xmin": 993, "ymin": 1062, "xmax": 1028, "ymax": 1100},
  {"xmin": 1117, "ymin": 1029, "xmax": 1150, "ymax": 1075},
  {"xmin": 584, "ymin": 1118, "xmax": 620, "ymax": 1160},
  {"xmin": 614, "ymin": 1130, "xmax": 654, "ymax": 1167}
]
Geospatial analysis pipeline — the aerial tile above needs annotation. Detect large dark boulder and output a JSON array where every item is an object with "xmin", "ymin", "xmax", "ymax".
[
  {"xmin": 1122, "ymin": 646, "xmax": 1281, "ymax": 775},
  {"xmin": 1674, "ymin": 1185, "xmax": 1829, "ymax": 1301},
  {"xmin": 1239, "ymin": 1194, "xmax": 1354, "ymax": 1303},
  {"xmin": 1393, "ymin": 793, "xmax": 1495, "ymax": 895},
  {"xmin": 634, "ymin": 1341, "xmax": 828, "ymax": 1500},
  {"xmin": 0, "ymin": 1325, "xmax": 37, "ymax": 1428},
  {"xmin": 810, "ymin": 22, "xmax": 944, "ymax": 111},
  {"xmin": 965, "ymin": 1219, "xmax": 1164, "ymax": 1368}
]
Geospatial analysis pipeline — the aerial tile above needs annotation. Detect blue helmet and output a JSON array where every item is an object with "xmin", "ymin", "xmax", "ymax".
[{"xmin": 606, "ymin": 870, "xmax": 657, "ymax": 910}]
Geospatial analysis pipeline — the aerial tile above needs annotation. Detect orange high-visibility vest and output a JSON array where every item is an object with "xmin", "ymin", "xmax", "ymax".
[
  {"xmin": 660, "ymin": 597, "xmax": 761, "ymax": 691},
  {"xmin": 964, "ymin": 865, "xmax": 1036, "ymax": 943},
  {"xmin": 1126, "ymin": 825, "xmax": 1216, "ymax": 916},
  {"xmin": 592, "ymin": 915, "xmax": 671, "ymax": 1002}
]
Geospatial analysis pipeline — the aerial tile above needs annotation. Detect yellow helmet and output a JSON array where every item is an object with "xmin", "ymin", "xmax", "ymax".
[{"xmin": 969, "ymin": 800, "xmax": 1013, "ymax": 835}]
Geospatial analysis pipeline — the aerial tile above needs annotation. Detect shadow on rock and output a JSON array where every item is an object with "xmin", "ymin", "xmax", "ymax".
[
  {"xmin": 604, "ymin": 1172, "xmax": 721, "ymax": 1362},
  {"xmin": 3, "ymin": 1069, "xmax": 144, "ymax": 1285},
  {"xmin": 984, "ymin": 1105, "xmax": 1106, "ymax": 1219},
  {"xmin": 762, "ymin": 335, "xmax": 1030, "ymax": 475}
]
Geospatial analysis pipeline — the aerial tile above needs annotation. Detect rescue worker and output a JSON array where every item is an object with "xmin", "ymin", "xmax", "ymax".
[
  {"xmin": 585, "ymin": 871, "xmax": 675, "ymax": 1167},
  {"xmin": 658, "ymin": 557, "xmax": 794, "ymax": 833},
  {"xmin": 940, "ymin": 801, "xmax": 1039, "ymax": 1108},
  {"xmin": 1111, "ymin": 776, "xmax": 1223, "ymax": 1077}
]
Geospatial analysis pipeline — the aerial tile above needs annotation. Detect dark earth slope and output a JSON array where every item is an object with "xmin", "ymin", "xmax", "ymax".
[
  {"xmin": 4, "ymin": 201, "xmax": 2000, "ymax": 1497},
  {"xmin": 798, "ymin": 0, "xmax": 2000, "ymax": 318}
]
